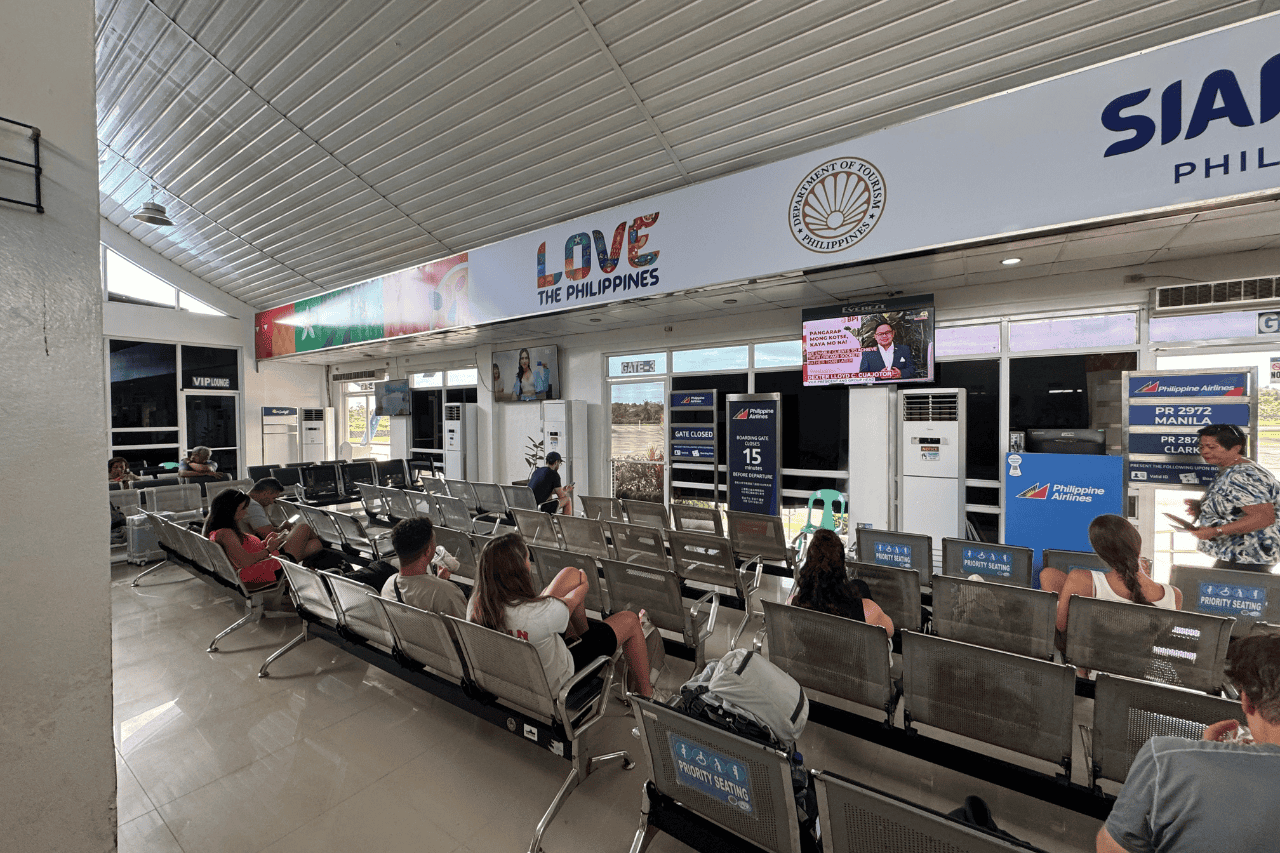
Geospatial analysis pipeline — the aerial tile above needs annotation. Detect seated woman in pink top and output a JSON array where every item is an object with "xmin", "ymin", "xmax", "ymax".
[
  {"xmin": 202, "ymin": 489, "xmax": 286, "ymax": 585},
  {"xmin": 1055, "ymin": 514, "xmax": 1182, "ymax": 637}
]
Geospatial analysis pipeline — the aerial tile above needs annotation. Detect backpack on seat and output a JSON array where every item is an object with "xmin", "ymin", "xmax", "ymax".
[{"xmin": 676, "ymin": 648, "xmax": 809, "ymax": 748}]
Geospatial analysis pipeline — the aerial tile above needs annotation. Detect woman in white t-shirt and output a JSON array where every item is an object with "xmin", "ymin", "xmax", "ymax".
[{"xmin": 468, "ymin": 532, "xmax": 657, "ymax": 698}]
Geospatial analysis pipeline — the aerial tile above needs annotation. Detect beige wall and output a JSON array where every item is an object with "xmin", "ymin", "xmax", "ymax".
[{"xmin": 0, "ymin": 0, "xmax": 117, "ymax": 850}]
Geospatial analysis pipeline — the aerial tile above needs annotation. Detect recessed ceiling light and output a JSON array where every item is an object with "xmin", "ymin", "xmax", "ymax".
[
  {"xmin": 589, "ymin": 317, "xmax": 602, "ymax": 323},
  {"xmin": 1001, "ymin": 257, "xmax": 1022, "ymax": 265},
  {"xmin": 723, "ymin": 298, "xmax": 738, "ymax": 304}
]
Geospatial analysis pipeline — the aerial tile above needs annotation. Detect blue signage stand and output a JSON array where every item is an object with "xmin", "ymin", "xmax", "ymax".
[
  {"xmin": 727, "ymin": 393, "xmax": 781, "ymax": 515},
  {"xmin": 1004, "ymin": 452, "xmax": 1123, "ymax": 583},
  {"xmin": 669, "ymin": 389, "xmax": 720, "ymax": 501}
]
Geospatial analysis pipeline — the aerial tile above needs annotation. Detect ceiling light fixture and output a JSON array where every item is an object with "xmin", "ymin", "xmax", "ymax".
[
  {"xmin": 723, "ymin": 298, "xmax": 738, "ymax": 304},
  {"xmin": 589, "ymin": 317, "xmax": 602, "ymax": 323},
  {"xmin": 1001, "ymin": 257, "xmax": 1021, "ymax": 266},
  {"xmin": 131, "ymin": 185, "xmax": 174, "ymax": 227}
]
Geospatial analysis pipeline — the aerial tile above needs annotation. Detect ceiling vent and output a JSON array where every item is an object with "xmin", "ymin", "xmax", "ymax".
[
  {"xmin": 331, "ymin": 369, "xmax": 382, "ymax": 383},
  {"xmin": 1152, "ymin": 277, "xmax": 1280, "ymax": 314},
  {"xmin": 901, "ymin": 392, "xmax": 959, "ymax": 422}
]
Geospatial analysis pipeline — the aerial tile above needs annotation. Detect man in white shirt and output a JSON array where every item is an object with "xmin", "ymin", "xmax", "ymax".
[
  {"xmin": 242, "ymin": 478, "xmax": 323, "ymax": 561},
  {"xmin": 381, "ymin": 518, "xmax": 467, "ymax": 618}
]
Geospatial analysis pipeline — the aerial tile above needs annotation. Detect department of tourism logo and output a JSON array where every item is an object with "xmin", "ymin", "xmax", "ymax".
[{"xmin": 789, "ymin": 158, "xmax": 886, "ymax": 253}]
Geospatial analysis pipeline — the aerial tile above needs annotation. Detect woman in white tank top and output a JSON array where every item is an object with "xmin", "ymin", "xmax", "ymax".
[{"xmin": 1056, "ymin": 514, "xmax": 1183, "ymax": 637}]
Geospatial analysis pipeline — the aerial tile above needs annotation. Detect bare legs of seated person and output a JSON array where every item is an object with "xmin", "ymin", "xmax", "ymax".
[
  {"xmin": 281, "ymin": 523, "xmax": 324, "ymax": 561},
  {"xmin": 543, "ymin": 566, "xmax": 655, "ymax": 698}
]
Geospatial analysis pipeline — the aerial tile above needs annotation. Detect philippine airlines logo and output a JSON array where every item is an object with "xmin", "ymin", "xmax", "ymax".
[
  {"xmin": 1136, "ymin": 379, "xmax": 1244, "ymax": 396},
  {"xmin": 1017, "ymin": 483, "xmax": 1050, "ymax": 500},
  {"xmin": 789, "ymin": 158, "xmax": 886, "ymax": 253},
  {"xmin": 733, "ymin": 408, "xmax": 751, "ymax": 420}
]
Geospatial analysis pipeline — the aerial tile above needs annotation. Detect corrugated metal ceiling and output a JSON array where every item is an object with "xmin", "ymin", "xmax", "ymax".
[{"xmin": 97, "ymin": 0, "xmax": 1274, "ymax": 311}]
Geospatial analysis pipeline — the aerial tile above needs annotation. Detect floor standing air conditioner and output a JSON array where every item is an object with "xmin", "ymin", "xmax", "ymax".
[
  {"xmin": 443, "ymin": 402, "xmax": 477, "ymax": 480},
  {"xmin": 300, "ymin": 407, "xmax": 335, "ymax": 463},
  {"xmin": 897, "ymin": 389, "xmax": 966, "ymax": 566}
]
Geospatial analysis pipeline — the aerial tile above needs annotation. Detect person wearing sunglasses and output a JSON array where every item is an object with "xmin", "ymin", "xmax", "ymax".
[{"xmin": 1184, "ymin": 424, "xmax": 1280, "ymax": 572}]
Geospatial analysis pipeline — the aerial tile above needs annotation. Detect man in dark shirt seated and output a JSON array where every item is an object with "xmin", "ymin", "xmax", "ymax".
[{"xmin": 527, "ymin": 451, "xmax": 573, "ymax": 515}]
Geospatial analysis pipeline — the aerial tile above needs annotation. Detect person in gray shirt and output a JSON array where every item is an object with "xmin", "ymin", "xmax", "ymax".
[
  {"xmin": 1098, "ymin": 632, "xmax": 1280, "ymax": 853},
  {"xmin": 380, "ymin": 517, "xmax": 466, "ymax": 618},
  {"xmin": 242, "ymin": 478, "xmax": 323, "ymax": 562}
]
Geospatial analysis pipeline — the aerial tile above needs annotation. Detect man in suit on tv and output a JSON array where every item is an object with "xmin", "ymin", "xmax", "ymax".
[{"xmin": 858, "ymin": 321, "xmax": 915, "ymax": 379}]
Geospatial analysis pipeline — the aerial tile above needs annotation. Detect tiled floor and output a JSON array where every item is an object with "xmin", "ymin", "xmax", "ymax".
[{"xmin": 113, "ymin": 562, "xmax": 1100, "ymax": 852}]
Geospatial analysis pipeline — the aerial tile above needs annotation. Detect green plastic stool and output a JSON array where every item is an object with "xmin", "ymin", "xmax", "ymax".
[{"xmin": 793, "ymin": 489, "xmax": 846, "ymax": 556}]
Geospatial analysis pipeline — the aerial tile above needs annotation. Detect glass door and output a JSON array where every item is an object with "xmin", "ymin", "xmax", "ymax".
[
  {"xmin": 183, "ymin": 392, "xmax": 239, "ymax": 478},
  {"xmin": 344, "ymin": 383, "xmax": 391, "ymax": 462},
  {"xmin": 610, "ymin": 380, "xmax": 667, "ymax": 502}
]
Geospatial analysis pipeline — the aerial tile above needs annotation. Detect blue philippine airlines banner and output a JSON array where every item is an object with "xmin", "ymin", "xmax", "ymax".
[{"xmin": 1004, "ymin": 453, "xmax": 1124, "ymax": 584}]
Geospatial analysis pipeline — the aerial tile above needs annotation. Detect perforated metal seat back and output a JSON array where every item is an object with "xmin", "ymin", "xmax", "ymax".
[
  {"xmin": 471, "ymin": 482, "xmax": 508, "ymax": 515},
  {"xmin": 555, "ymin": 515, "xmax": 611, "ymax": 560},
  {"xmin": 669, "ymin": 529, "xmax": 738, "ymax": 590},
  {"xmin": 406, "ymin": 491, "xmax": 442, "ymax": 526},
  {"xmin": 433, "ymin": 527, "xmax": 478, "ymax": 581},
  {"xmin": 1092, "ymin": 673, "xmax": 1245, "ymax": 785},
  {"xmin": 356, "ymin": 482, "xmax": 384, "ymax": 516},
  {"xmin": 511, "ymin": 508, "xmax": 561, "ymax": 548},
  {"xmin": 297, "ymin": 502, "xmax": 344, "ymax": 545},
  {"xmin": 447, "ymin": 616, "xmax": 557, "ymax": 723},
  {"xmin": 902, "ymin": 631, "xmax": 1076, "ymax": 767},
  {"xmin": 420, "ymin": 477, "xmax": 447, "ymax": 495},
  {"xmin": 271, "ymin": 467, "xmax": 304, "ymax": 490},
  {"xmin": 111, "ymin": 490, "xmax": 141, "ymax": 514},
  {"xmin": 932, "ymin": 576, "xmax": 1057, "ymax": 660},
  {"xmin": 144, "ymin": 484, "xmax": 204, "ymax": 513},
  {"xmin": 725, "ymin": 510, "xmax": 793, "ymax": 567},
  {"xmin": 579, "ymin": 494, "xmax": 624, "ymax": 522},
  {"xmin": 846, "ymin": 562, "xmax": 923, "ymax": 632},
  {"xmin": 633, "ymin": 698, "xmax": 801, "ymax": 853},
  {"xmin": 280, "ymin": 560, "xmax": 339, "ymax": 627},
  {"xmin": 380, "ymin": 485, "xmax": 414, "ymax": 519},
  {"xmin": 435, "ymin": 495, "xmax": 475, "ymax": 532},
  {"xmin": 1064, "ymin": 595, "xmax": 1234, "ymax": 693},
  {"xmin": 340, "ymin": 462, "xmax": 376, "ymax": 495},
  {"xmin": 599, "ymin": 558, "xmax": 689, "ymax": 639},
  {"xmin": 205, "ymin": 478, "xmax": 252, "ymax": 507},
  {"xmin": 327, "ymin": 575, "xmax": 394, "ymax": 649},
  {"xmin": 444, "ymin": 479, "xmax": 480, "ymax": 513},
  {"xmin": 301, "ymin": 465, "xmax": 341, "ymax": 500},
  {"xmin": 193, "ymin": 533, "xmax": 247, "ymax": 590},
  {"xmin": 762, "ymin": 601, "xmax": 892, "ymax": 716},
  {"xmin": 1170, "ymin": 564, "xmax": 1280, "ymax": 636},
  {"xmin": 529, "ymin": 545, "xmax": 606, "ymax": 613},
  {"xmin": 671, "ymin": 503, "xmax": 724, "ymax": 536},
  {"xmin": 377, "ymin": 459, "xmax": 410, "ymax": 488},
  {"xmin": 331, "ymin": 511, "xmax": 385, "ymax": 557},
  {"xmin": 374, "ymin": 597, "xmax": 467, "ymax": 683},
  {"xmin": 501, "ymin": 484, "xmax": 539, "ymax": 511},
  {"xmin": 622, "ymin": 499, "xmax": 670, "ymax": 530},
  {"xmin": 813, "ymin": 770, "xmax": 1043, "ymax": 853},
  {"xmin": 607, "ymin": 521, "xmax": 668, "ymax": 569}
]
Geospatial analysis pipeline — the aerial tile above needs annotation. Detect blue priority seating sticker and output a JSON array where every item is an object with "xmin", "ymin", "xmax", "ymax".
[
  {"xmin": 1197, "ymin": 582, "xmax": 1266, "ymax": 618},
  {"xmin": 668, "ymin": 733, "xmax": 755, "ymax": 817},
  {"xmin": 874, "ymin": 541, "xmax": 912, "ymax": 568},
  {"xmin": 962, "ymin": 547, "xmax": 1013, "ymax": 578}
]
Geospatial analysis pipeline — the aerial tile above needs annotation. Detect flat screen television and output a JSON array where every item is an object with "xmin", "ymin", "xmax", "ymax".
[
  {"xmin": 373, "ymin": 379, "xmax": 411, "ymax": 417},
  {"xmin": 941, "ymin": 537, "xmax": 1034, "ymax": 587},
  {"xmin": 1025, "ymin": 428, "xmax": 1106, "ymax": 455},
  {"xmin": 854, "ymin": 528, "xmax": 933, "ymax": 586},
  {"xmin": 492, "ymin": 344, "xmax": 559, "ymax": 403},
  {"xmin": 801, "ymin": 295, "xmax": 934, "ymax": 387}
]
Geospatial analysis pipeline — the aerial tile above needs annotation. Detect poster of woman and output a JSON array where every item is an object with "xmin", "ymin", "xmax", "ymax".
[{"xmin": 492, "ymin": 345, "xmax": 559, "ymax": 403}]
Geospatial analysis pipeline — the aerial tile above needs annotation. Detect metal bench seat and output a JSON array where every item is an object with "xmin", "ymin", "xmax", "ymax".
[{"xmin": 932, "ymin": 575, "xmax": 1057, "ymax": 660}]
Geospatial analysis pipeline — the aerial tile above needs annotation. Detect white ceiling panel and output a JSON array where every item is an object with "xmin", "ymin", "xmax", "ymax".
[{"xmin": 95, "ymin": 0, "xmax": 1280, "ymax": 326}]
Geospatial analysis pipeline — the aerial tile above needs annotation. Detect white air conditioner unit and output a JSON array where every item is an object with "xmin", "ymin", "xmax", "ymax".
[
  {"xmin": 897, "ymin": 389, "xmax": 966, "ymax": 567},
  {"xmin": 443, "ymin": 402, "xmax": 477, "ymax": 480},
  {"xmin": 300, "ymin": 407, "xmax": 334, "ymax": 463}
]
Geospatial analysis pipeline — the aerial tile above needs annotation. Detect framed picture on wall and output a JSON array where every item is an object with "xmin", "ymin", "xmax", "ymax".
[{"xmin": 492, "ymin": 345, "xmax": 559, "ymax": 403}]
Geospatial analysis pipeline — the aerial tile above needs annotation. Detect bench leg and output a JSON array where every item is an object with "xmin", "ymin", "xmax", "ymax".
[
  {"xmin": 130, "ymin": 560, "xmax": 178, "ymax": 587},
  {"xmin": 528, "ymin": 750, "xmax": 633, "ymax": 853},
  {"xmin": 207, "ymin": 606, "xmax": 260, "ymax": 653},
  {"xmin": 628, "ymin": 784, "xmax": 658, "ymax": 853},
  {"xmin": 729, "ymin": 608, "xmax": 755, "ymax": 649},
  {"xmin": 258, "ymin": 627, "xmax": 309, "ymax": 678}
]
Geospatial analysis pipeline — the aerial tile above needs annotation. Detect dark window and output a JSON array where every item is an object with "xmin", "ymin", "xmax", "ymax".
[
  {"xmin": 753, "ymin": 370, "xmax": 848, "ymax": 471},
  {"xmin": 1010, "ymin": 352, "xmax": 1136, "ymax": 432},
  {"xmin": 182, "ymin": 345, "xmax": 238, "ymax": 390},
  {"xmin": 185, "ymin": 395, "xmax": 237, "ymax": 449},
  {"xmin": 110, "ymin": 340, "xmax": 177, "ymax": 428},
  {"xmin": 111, "ymin": 430, "xmax": 180, "ymax": 446},
  {"xmin": 934, "ymin": 360, "xmax": 1000, "ymax": 481},
  {"xmin": 446, "ymin": 388, "xmax": 478, "ymax": 404},
  {"xmin": 412, "ymin": 389, "xmax": 442, "ymax": 448}
]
